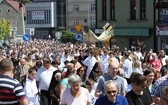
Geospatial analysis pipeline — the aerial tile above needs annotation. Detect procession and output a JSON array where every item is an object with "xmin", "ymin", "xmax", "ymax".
[{"xmin": 0, "ymin": 37, "xmax": 167, "ymax": 105}]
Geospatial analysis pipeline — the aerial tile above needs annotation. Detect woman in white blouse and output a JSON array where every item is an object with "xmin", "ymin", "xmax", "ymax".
[{"xmin": 60, "ymin": 74, "xmax": 91, "ymax": 105}]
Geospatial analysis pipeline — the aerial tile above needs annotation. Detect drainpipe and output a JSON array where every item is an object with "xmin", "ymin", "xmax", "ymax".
[{"xmin": 153, "ymin": 0, "xmax": 157, "ymax": 51}]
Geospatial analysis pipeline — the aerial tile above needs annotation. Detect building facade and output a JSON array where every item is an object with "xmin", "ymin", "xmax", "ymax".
[
  {"xmin": 66, "ymin": 0, "xmax": 96, "ymax": 32},
  {"xmin": 26, "ymin": 2, "xmax": 56, "ymax": 39},
  {"xmin": 25, "ymin": 0, "xmax": 95, "ymax": 38},
  {"xmin": 26, "ymin": 0, "xmax": 66, "ymax": 39},
  {"xmin": 96, "ymin": 0, "xmax": 154, "ymax": 51},
  {"xmin": 155, "ymin": 0, "xmax": 168, "ymax": 51},
  {"xmin": 0, "ymin": 0, "xmax": 25, "ymax": 37}
]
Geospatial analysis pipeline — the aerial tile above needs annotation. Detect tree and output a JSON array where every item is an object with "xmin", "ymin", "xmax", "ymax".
[
  {"xmin": 17, "ymin": 0, "xmax": 31, "ymax": 4},
  {"xmin": 61, "ymin": 30, "xmax": 76, "ymax": 43},
  {"xmin": 0, "ymin": 18, "xmax": 12, "ymax": 40}
]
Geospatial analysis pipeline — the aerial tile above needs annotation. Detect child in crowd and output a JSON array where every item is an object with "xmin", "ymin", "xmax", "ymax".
[
  {"xmin": 85, "ymin": 79, "xmax": 98, "ymax": 105},
  {"xmin": 24, "ymin": 67, "xmax": 39, "ymax": 105}
]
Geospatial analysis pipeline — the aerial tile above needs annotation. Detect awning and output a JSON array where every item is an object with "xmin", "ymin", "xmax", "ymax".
[{"xmin": 114, "ymin": 29, "xmax": 149, "ymax": 36}]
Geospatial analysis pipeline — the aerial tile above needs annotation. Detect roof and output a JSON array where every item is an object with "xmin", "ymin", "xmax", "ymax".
[{"xmin": 2, "ymin": 0, "xmax": 26, "ymax": 15}]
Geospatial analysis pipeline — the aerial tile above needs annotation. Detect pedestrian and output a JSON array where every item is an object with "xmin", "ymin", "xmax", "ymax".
[
  {"xmin": 143, "ymin": 69, "xmax": 155, "ymax": 94},
  {"xmin": 160, "ymin": 58, "xmax": 168, "ymax": 76},
  {"xmin": 95, "ymin": 61, "xmax": 128, "ymax": 97},
  {"xmin": 76, "ymin": 66, "xmax": 87, "ymax": 84},
  {"xmin": 60, "ymin": 63, "xmax": 76, "ymax": 96},
  {"xmin": 15, "ymin": 58, "xmax": 29, "ymax": 86},
  {"xmin": 152, "ymin": 72, "xmax": 168, "ymax": 103},
  {"xmin": 49, "ymin": 70, "xmax": 62, "ymax": 105},
  {"xmin": 85, "ymin": 79, "xmax": 98, "ymax": 105},
  {"xmin": 123, "ymin": 50, "xmax": 133, "ymax": 80},
  {"xmin": 0, "ymin": 58, "xmax": 29, "ymax": 105},
  {"xmin": 24, "ymin": 67, "xmax": 39, "ymax": 105},
  {"xmin": 149, "ymin": 53, "xmax": 162, "ymax": 80},
  {"xmin": 83, "ymin": 50, "xmax": 97, "ymax": 77},
  {"xmin": 60, "ymin": 74, "xmax": 91, "ymax": 105},
  {"xmin": 126, "ymin": 73, "xmax": 155, "ymax": 105},
  {"xmin": 95, "ymin": 80, "xmax": 129, "ymax": 105},
  {"xmin": 37, "ymin": 57, "xmax": 56, "ymax": 105},
  {"xmin": 88, "ymin": 62, "xmax": 103, "ymax": 82}
]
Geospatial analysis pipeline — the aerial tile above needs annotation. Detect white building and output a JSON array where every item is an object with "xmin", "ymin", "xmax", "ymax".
[{"xmin": 26, "ymin": 2, "xmax": 57, "ymax": 39}]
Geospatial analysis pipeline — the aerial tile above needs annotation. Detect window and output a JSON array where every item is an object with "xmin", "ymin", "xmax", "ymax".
[
  {"xmin": 157, "ymin": 9, "xmax": 162, "ymax": 22},
  {"xmin": 7, "ymin": 9, "xmax": 10, "ymax": 12},
  {"xmin": 90, "ymin": 3, "xmax": 95, "ymax": 11},
  {"xmin": 130, "ymin": 0, "xmax": 136, "ymax": 20},
  {"xmin": 73, "ymin": 18, "xmax": 79, "ymax": 25},
  {"xmin": 140, "ymin": 0, "xmax": 146, "ymax": 20},
  {"xmin": 73, "ymin": 3, "xmax": 79, "ymax": 11},
  {"xmin": 162, "ymin": 9, "xmax": 168, "ymax": 24},
  {"xmin": 102, "ymin": 0, "xmax": 107, "ymax": 20},
  {"xmin": 130, "ymin": 0, "xmax": 147, "ymax": 20},
  {"xmin": 110, "ymin": 0, "xmax": 115, "ymax": 20},
  {"xmin": 27, "ymin": 9, "xmax": 51, "ymax": 24},
  {"xmin": 90, "ymin": 18, "xmax": 95, "ymax": 26}
]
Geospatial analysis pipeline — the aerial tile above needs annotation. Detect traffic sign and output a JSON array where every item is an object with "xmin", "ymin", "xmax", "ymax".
[
  {"xmin": 75, "ymin": 33, "xmax": 82, "ymax": 41},
  {"xmin": 22, "ymin": 34, "xmax": 31, "ymax": 41},
  {"xmin": 75, "ymin": 25, "xmax": 83, "ymax": 32}
]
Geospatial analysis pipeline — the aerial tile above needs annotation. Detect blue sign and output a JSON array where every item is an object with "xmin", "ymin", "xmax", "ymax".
[
  {"xmin": 75, "ymin": 33, "xmax": 82, "ymax": 41},
  {"xmin": 22, "ymin": 34, "xmax": 31, "ymax": 41},
  {"xmin": 71, "ymin": 28, "xmax": 76, "ymax": 33}
]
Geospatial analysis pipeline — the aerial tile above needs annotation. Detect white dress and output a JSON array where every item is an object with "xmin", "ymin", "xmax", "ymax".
[{"xmin": 24, "ymin": 77, "xmax": 39, "ymax": 105}]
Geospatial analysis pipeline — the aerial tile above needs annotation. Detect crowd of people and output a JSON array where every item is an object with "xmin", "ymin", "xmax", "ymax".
[{"xmin": 0, "ymin": 39, "xmax": 168, "ymax": 105}]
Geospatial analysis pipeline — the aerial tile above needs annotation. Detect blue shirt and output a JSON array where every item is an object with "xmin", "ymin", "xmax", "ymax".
[
  {"xmin": 95, "ymin": 95, "xmax": 128, "ymax": 105},
  {"xmin": 96, "ymin": 75, "xmax": 127, "ymax": 95},
  {"xmin": 61, "ymin": 78, "xmax": 70, "ymax": 88}
]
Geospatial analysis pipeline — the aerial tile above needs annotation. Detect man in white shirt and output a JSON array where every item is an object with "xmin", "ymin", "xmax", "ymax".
[
  {"xmin": 123, "ymin": 51, "xmax": 133, "ymax": 79},
  {"xmin": 36, "ymin": 57, "xmax": 56, "ymax": 105},
  {"xmin": 158, "ymin": 49, "xmax": 168, "ymax": 65},
  {"xmin": 83, "ymin": 50, "xmax": 97, "ymax": 77},
  {"xmin": 133, "ymin": 47, "xmax": 142, "ymax": 61},
  {"xmin": 60, "ymin": 50, "xmax": 72, "ymax": 68},
  {"xmin": 101, "ymin": 50, "xmax": 109, "ymax": 74}
]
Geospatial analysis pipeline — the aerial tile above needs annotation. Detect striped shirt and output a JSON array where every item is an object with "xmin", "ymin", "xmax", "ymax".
[
  {"xmin": 0, "ymin": 74, "xmax": 27, "ymax": 105},
  {"xmin": 152, "ymin": 75, "xmax": 168, "ymax": 97}
]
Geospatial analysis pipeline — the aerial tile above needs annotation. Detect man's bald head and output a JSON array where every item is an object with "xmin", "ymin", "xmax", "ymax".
[{"xmin": 0, "ymin": 58, "xmax": 13, "ymax": 71}]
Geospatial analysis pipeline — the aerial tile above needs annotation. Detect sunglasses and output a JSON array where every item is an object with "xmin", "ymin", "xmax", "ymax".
[
  {"xmin": 106, "ymin": 90, "xmax": 117, "ymax": 94},
  {"xmin": 111, "ymin": 68, "xmax": 118, "ymax": 70}
]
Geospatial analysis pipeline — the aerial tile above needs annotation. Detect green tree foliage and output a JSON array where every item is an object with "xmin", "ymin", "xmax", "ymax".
[
  {"xmin": 61, "ymin": 30, "xmax": 76, "ymax": 43},
  {"xmin": 17, "ymin": 0, "xmax": 31, "ymax": 4},
  {"xmin": 0, "ymin": 18, "xmax": 12, "ymax": 40}
]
